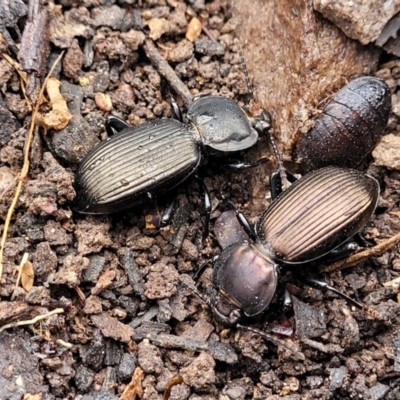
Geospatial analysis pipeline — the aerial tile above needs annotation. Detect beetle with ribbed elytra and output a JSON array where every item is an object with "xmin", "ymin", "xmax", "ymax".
[
  {"xmin": 209, "ymin": 166, "xmax": 379, "ymax": 329},
  {"xmin": 73, "ymin": 94, "xmax": 274, "ymax": 235}
]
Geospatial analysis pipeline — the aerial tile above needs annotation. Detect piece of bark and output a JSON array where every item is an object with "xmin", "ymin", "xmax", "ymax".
[
  {"xmin": 231, "ymin": 0, "xmax": 380, "ymax": 213},
  {"xmin": 313, "ymin": 0, "xmax": 400, "ymax": 45},
  {"xmin": 18, "ymin": 1, "xmax": 49, "ymax": 78},
  {"xmin": 376, "ymin": 15, "xmax": 400, "ymax": 56},
  {"xmin": 0, "ymin": 301, "xmax": 41, "ymax": 325}
]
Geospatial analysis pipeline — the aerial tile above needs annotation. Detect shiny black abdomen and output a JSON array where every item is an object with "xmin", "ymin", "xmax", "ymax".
[{"xmin": 296, "ymin": 77, "xmax": 391, "ymax": 172}]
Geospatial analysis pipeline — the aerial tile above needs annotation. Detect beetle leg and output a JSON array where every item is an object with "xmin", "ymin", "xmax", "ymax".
[
  {"xmin": 236, "ymin": 324, "xmax": 305, "ymax": 361},
  {"xmin": 223, "ymin": 155, "xmax": 270, "ymax": 169},
  {"xmin": 355, "ymin": 231, "xmax": 371, "ymax": 247},
  {"xmin": 270, "ymin": 170, "xmax": 283, "ymax": 200},
  {"xmin": 235, "ymin": 211, "xmax": 257, "ymax": 242},
  {"xmin": 160, "ymin": 196, "xmax": 178, "ymax": 227},
  {"xmin": 194, "ymin": 175, "xmax": 211, "ymax": 239},
  {"xmin": 193, "ymin": 257, "xmax": 215, "ymax": 281},
  {"xmin": 169, "ymin": 92, "xmax": 183, "ymax": 123},
  {"xmin": 105, "ymin": 115, "xmax": 131, "ymax": 135},
  {"xmin": 302, "ymin": 278, "xmax": 382, "ymax": 319},
  {"xmin": 321, "ymin": 242, "xmax": 360, "ymax": 264}
]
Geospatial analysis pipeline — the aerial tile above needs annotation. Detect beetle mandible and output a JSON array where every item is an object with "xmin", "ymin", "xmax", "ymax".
[{"xmin": 296, "ymin": 76, "xmax": 391, "ymax": 173}]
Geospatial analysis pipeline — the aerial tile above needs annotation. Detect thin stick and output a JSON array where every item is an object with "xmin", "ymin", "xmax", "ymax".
[
  {"xmin": 0, "ymin": 308, "xmax": 64, "ymax": 333},
  {"xmin": 143, "ymin": 40, "xmax": 193, "ymax": 107},
  {"xmin": 11, "ymin": 252, "xmax": 29, "ymax": 301},
  {"xmin": 0, "ymin": 51, "xmax": 64, "ymax": 285},
  {"xmin": 321, "ymin": 232, "xmax": 400, "ymax": 274}
]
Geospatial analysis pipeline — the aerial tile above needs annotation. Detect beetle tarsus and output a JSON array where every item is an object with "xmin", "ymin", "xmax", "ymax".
[
  {"xmin": 106, "ymin": 115, "xmax": 131, "ymax": 136},
  {"xmin": 194, "ymin": 175, "xmax": 211, "ymax": 239},
  {"xmin": 160, "ymin": 196, "xmax": 177, "ymax": 227},
  {"xmin": 224, "ymin": 155, "xmax": 270, "ymax": 170},
  {"xmin": 235, "ymin": 211, "xmax": 257, "ymax": 242},
  {"xmin": 237, "ymin": 324, "xmax": 305, "ymax": 361}
]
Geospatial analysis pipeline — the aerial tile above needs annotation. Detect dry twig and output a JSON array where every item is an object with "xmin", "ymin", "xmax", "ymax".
[
  {"xmin": 0, "ymin": 51, "xmax": 64, "ymax": 285},
  {"xmin": 0, "ymin": 307, "xmax": 64, "ymax": 333}
]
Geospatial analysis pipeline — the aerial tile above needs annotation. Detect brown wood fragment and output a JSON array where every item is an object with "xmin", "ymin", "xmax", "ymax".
[
  {"xmin": 91, "ymin": 269, "xmax": 116, "ymax": 295},
  {"xmin": 120, "ymin": 367, "xmax": 144, "ymax": 400},
  {"xmin": 17, "ymin": 0, "xmax": 49, "ymax": 76},
  {"xmin": 91, "ymin": 312, "xmax": 134, "ymax": 343},
  {"xmin": 0, "ymin": 302, "xmax": 41, "ymax": 325}
]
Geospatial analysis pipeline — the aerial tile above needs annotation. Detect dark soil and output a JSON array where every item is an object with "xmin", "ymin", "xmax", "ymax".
[{"xmin": 0, "ymin": 0, "xmax": 400, "ymax": 399}]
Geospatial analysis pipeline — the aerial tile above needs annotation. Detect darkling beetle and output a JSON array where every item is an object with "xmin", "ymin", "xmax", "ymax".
[
  {"xmin": 182, "ymin": 166, "xmax": 380, "ymax": 358},
  {"xmin": 210, "ymin": 166, "xmax": 379, "ymax": 326},
  {"xmin": 296, "ymin": 76, "xmax": 391, "ymax": 172},
  {"xmin": 74, "ymin": 91, "xmax": 277, "ymax": 236}
]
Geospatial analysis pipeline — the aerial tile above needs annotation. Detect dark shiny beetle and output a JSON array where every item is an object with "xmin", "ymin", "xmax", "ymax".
[
  {"xmin": 211, "ymin": 166, "xmax": 379, "ymax": 326},
  {"xmin": 296, "ymin": 77, "xmax": 391, "ymax": 173},
  {"xmin": 74, "ymin": 96, "xmax": 263, "ymax": 213}
]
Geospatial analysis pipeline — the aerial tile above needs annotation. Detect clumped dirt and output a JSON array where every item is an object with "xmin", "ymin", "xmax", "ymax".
[{"xmin": 0, "ymin": 0, "xmax": 400, "ymax": 399}]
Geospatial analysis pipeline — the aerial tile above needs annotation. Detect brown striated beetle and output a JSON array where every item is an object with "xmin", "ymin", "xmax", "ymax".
[
  {"xmin": 296, "ymin": 76, "xmax": 391, "ymax": 173},
  {"xmin": 211, "ymin": 166, "xmax": 379, "ymax": 327}
]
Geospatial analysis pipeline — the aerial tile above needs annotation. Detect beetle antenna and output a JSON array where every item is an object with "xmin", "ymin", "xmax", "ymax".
[
  {"xmin": 237, "ymin": 324, "xmax": 305, "ymax": 361},
  {"xmin": 234, "ymin": 38, "xmax": 289, "ymax": 190},
  {"xmin": 179, "ymin": 274, "xmax": 210, "ymax": 305},
  {"xmin": 193, "ymin": 258, "xmax": 214, "ymax": 281}
]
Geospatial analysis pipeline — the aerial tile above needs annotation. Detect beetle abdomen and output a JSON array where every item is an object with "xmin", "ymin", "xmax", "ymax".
[
  {"xmin": 74, "ymin": 119, "xmax": 201, "ymax": 213},
  {"xmin": 296, "ymin": 77, "xmax": 391, "ymax": 172},
  {"xmin": 256, "ymin": 167, "xmax": 379, "ymax": 263}
]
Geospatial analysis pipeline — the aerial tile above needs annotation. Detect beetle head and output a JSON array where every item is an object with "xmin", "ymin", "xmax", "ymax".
[{"xmin": 213, "ymin": 243, "xmax": 278, "ymax": 323}]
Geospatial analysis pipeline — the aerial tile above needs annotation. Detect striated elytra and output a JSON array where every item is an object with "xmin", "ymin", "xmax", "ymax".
[
  {"xmin": 296, "ymin": 76, "xmax": 391, "ymax": 172},
  {"xmin": 211, "ymin": 166, "xmax": 379, "ymax": 326},
  {"xmin": 74, "ymin": 96, "xmax": 262, "ymax": 214}
]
